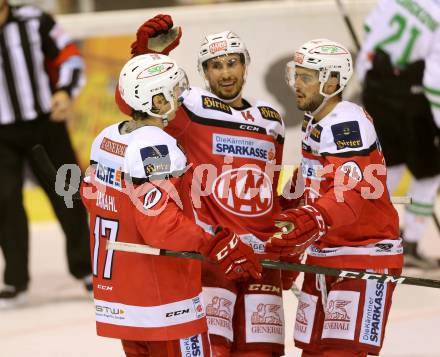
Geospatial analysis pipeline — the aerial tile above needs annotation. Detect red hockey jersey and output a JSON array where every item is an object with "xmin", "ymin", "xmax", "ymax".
[
  {"xmin": 299, "ymin": 101, "xmax": 402, "ymax": 269},
  {"xmin": 81, "ymin": 123, "xmax": 210, "ymax": 341},
  {"xmin": 165, "ymin": 87, "xmax": 285, "ymax": 255}
]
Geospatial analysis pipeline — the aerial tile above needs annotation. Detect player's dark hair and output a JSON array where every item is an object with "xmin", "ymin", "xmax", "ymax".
[{"xmin": 132, "ymin": 110, "xmax": 149, "ymax": 121}]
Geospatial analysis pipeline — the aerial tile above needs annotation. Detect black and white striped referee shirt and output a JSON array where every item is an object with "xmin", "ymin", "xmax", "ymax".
[{"xmin": 0, "ymin": 5, "xmax": 85, "ymax": 125}]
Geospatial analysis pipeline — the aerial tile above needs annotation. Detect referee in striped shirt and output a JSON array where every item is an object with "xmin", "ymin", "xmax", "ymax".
[{"xmin": 0, "ymin": 1, "xmax": 91, "ymax": 308}]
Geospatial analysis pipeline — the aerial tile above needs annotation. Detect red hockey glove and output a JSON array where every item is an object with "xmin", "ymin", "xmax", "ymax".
[
  {"xmin": 266, "ymin": 205, "xmax": 328, "ymax": 256},
  {"xmin": 202, "ymin": 227, "xmax": 262, "ymax": 281},
  {"xmin": 130, "ymin": 14, "xmax": 182, "ymax": 56},
  {"xmin": 280, "ymin": 254, "xmax": 302, "ymax": 290}
]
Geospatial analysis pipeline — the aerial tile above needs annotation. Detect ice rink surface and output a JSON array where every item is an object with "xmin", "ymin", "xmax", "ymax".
[{"xmin": 1, "ymin": 214, "xmax": 440, "ymax": 357}]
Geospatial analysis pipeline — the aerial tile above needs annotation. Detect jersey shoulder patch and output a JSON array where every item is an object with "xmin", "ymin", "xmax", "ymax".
[
  {"xmin": 140, "ymin": 145, "xmax": 171, "ymax": 176},
  {"xmin": 310, "ymin": 124, "xmax": 323, "ymax": 143},
  {"xmin": 330, "ymin": 121, "xmax": 363, "ymax": 150},
  {"xmin": 257, "ymin": 106, "xmax": 282, "ymax": 123},
  {"xmin": 91, "ymin": 123, "xmax": 123, "ymax": 161},
  {"xmin": 301, "ymin": 114, "xmax": 312, "ymax": 132},
  {"xmin": 100, "ymin": 137, "xmax": 128, "ymax": 157},
  {"xmin": 201, "ymin": 95, "xmax": 232, "ymax": 115},
  {"xmin": 143, "ymin": 187, "xmax": 163, "ymax": 209},
  {"xmin": 318, "ymin": 102, "xmax": 378, "ymax": 156},
  {"xmin": 127, "ymin": 126, "xmax": 187, "ymax": 181}
]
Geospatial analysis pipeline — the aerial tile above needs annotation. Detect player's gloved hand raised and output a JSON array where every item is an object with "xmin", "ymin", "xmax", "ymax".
[
  {"xmin": 266, "ymin": 205, "xmax": 328, "ymax": 256},
  {"xmin": 130, "ymin": 14, "xmax": 182, "ymax": 56},
  {"xmin": 202, "ymin": 227, "xmax": 262, "ymax": 281}
]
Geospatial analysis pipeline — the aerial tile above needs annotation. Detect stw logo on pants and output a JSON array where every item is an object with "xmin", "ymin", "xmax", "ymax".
[{"xmin": 212, "ymin": 168, "xmax": 273, "ymax": 217}]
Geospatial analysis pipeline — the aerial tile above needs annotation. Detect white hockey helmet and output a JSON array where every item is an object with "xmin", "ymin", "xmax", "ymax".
[
  {"xmin": 118, "ymin": 53, "xmax": 189, "ymax": 119},
  {"xmin": 286, "ymin": 39, "xmax": 353, "ymax": 98},
  {"xmin": 197, "ymin": 31, "xmax": 251, "ymax": 76}
]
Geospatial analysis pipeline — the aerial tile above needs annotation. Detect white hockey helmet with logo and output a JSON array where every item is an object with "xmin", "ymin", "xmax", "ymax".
[
  {"xmin": 118, "ymin": 53, "xmax": 188, "ymax": 119},
  {"xmin": 286, "ymin": 39, "xmax": 353, "ymax": 98},
  {"xmin": 197, "ymin": 30, "xmax": 251, "ymax": 76}
]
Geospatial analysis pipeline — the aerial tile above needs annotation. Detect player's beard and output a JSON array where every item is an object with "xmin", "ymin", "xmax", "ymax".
[
  {"xmin": 297, "ymin": 92, "xmax": 324, "ymax": 112},
  {"xmin": 210, "ymin": 76, "xmax": 245, "ymax": 101}
]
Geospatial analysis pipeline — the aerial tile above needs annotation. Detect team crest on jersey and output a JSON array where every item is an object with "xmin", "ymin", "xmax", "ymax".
[
  {"xmin": 212, "ymin": 133, "xmax": 275, "ymax": 162},
  {"xmin": 258, "ymin": 106, "xmax": 281, "ymax": 122},
  {"xmin": 212, "ymin": 167, "xmax": 273, "ymax": 217},
  {"xmin": 331, "ymin": 121, "xmax": 363, "ymax": 150},
  {"xmin": 143, "ymin": 187, "xmax": 162, "ymax": 209},
  {"xmin": 202, "ymin": 95, "xmax": 232, "ymax": 114},
  {"xmin": 140, "ymin": 145, "xmax": 171, "ymax": 177},
  {"xmin": 340, "ymin": 161, "xmax": 363, "ymax": 182}
]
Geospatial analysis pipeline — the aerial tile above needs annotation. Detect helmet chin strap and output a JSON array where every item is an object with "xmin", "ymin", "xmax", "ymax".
[
  {"xmin": 310, "ymin": 96, "xmax": 329, "ymax": 117},
  {"xmin": 309, "ymin": 82, "xmax": 343, "ymax": 117}
]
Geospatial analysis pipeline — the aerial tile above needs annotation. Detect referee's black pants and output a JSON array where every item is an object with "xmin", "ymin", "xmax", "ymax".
[{"xmin": 0, "ymin": 118, "xmax": 91, "ymax": 290}]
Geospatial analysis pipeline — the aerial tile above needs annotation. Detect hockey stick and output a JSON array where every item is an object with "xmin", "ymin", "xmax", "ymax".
[
  {"xmin": 107, "ymin": 241, "xmax": 440, "ymax": 289},
  {"xmin": 335, "ymin": 0, "xmax": 361, "ymax": 52},
  {"xmin": 32, "ymin": 142, "xmax": 435, "ymax": 287}
]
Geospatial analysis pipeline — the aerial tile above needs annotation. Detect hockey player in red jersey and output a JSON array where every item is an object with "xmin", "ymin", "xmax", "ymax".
[
  {"xmin": 82, "ymin": 53, "xmax": 262, "ymax": 357},
  {"xmin": 115, "ymin": 15, "xmax": 287, "ymax": 357},
  {"xmin": 268, "ymin": 39, "xmax": 403, "ymax": 357}
]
